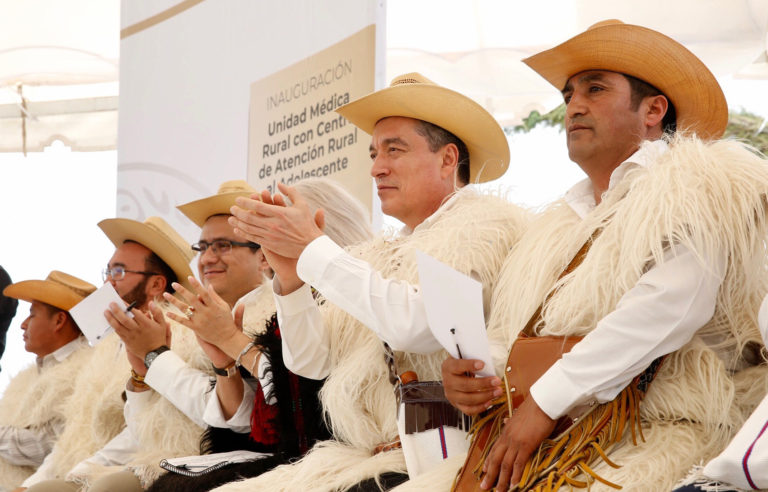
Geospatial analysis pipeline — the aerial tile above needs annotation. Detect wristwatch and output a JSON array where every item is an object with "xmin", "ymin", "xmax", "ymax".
[
  {"xmin": 144, "ymin": 345, "xmax": 171, "ymax": 369},
  {"xmin": 212, "ymin": 361, "xmax": 238, "ymax": 377}
]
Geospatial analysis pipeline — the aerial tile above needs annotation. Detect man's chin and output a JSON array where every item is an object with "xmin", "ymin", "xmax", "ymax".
[{"xmin": 203, "ymin": 276, "xmax": 226, "ymax": 291}]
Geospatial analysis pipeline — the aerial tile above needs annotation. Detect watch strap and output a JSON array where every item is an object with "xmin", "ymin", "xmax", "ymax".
[
  {"xmin": 144, "ymin": 345, "xmax": 171, "ymax": 368},
  {"xmin": 212, "ymin": 361, "xmax": 238, "ymax": 377}
]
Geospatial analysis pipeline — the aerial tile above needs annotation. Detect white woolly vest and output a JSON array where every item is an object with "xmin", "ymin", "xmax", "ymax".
[
  {"xmin": 488, "ymin": 137, "xmax": 768, "ymax": 490},
  {"xmin": 78, "ymin": 291, "xmax": 277, "ymax": 487},
  {"xmin": 49, "ymin": 332, "xmax": 131, "ymax": 479},
  {"xmin": 0, "ymin": 340, "xmax": 93, "ymax": 490},
  {"xmin": 319, "ymin": 190, "xmax": 530, "ymax": 452}
]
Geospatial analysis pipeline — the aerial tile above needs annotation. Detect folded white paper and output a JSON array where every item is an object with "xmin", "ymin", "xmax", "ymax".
[
  {"xmin": 160, "ymin": 450, "xmax": 271, "ymax": 476},
  {"xmin": 416, "ymin": 250, "xmax": 495, "ymax": 377},
  {"xmin": 69, "ymin": 283, "xmax": 125, "ymax": 345}
]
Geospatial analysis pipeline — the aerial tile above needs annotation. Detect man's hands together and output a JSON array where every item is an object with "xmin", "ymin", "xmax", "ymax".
[{"xmin": 442, "ymin": 356, "xmax": 556, "ymax": 490}]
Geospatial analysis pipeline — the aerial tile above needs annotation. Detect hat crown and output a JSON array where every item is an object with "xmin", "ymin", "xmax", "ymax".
[
  {"xmin": 144, "ymin": 216, "xmax": 194, "ymax": 263},
  {"xmin": 588, "ymin": 19, "xmax": 624, "ymax": 30},
  {"xmin": 389, "ymin": 72, "xmax": 438, "ymax": 88},
  {"xmin": 216, "ymin": 180, "xmax": 255, "ymax": 195},
  {"xmin": 46, "ymin": 270, "xmax": 97, "ymax": 298}
]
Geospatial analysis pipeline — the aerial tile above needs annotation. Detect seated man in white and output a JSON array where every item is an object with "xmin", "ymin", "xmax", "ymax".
[{"xmin": 1, "ymin": 271, "xmax": 95, "ymax": 491}]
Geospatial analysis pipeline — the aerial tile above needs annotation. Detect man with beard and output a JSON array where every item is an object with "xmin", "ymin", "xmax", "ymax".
[{"xmin": 25, "ymin": 217, "xmax": 197, "ymax": 492}]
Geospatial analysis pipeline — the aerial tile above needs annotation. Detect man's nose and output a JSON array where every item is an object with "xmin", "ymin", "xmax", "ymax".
[
  {"xmin": 199, "ymin": 246, "xmax": 218, "ymax": 263},
  {"xmin": 565, "ymin": 92, "xmax": 587, "ymax": 120},
  {"xmin": 370, "ymin": 155, "xmax": 389, "ymax": 179}
]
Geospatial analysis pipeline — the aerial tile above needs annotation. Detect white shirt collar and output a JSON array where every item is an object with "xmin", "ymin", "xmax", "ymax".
[
  {"xmin": 233, "ymin": 280, "xmax": 269, "ymax": 312},
  {"xmin": 37, "ymin": 335, "xmax": 88, "ymax": 371},
  {"xmin": 564, "ymin": 140, "xmax": 668, "ymax": 218},
  {"xmin": 398, "ymin": 185, "xmax": 476, "ymax": 236}
]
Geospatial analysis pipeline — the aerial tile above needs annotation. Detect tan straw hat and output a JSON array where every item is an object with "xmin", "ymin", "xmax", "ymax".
[
  {"xmin": 523, "ymin": 19, "xmax": 728, "ymax": 139},
  {"xmin": 336, "ymin": 72, "xmax": 509, "ymax": 183},
  {"xmin": 177, "ymin": 180, "xmax": 257, "ymax": 227},
  {"xmin": 4, "ymin": 271, "xmax": 96, "ymax": 311},
  {"xmin": 98, "ymin": 216, "xmax": 195, "ymax": 288}
]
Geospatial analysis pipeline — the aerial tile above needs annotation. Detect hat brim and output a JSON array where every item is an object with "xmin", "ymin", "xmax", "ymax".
[
  {"xmin": 177, "ymin": 192, "xmax": 255, "ymax": 227},
  {"xmin": 4, "ymin": 280, "xmax": 85, "ymax": 311},
  {"xmin": 98, "ymin": 218, "xmax": 194, "ymax": 289},
  {"xmin": 336, "ymin": 84, "xmax": 509, "ymax": 183},
  {"xmin": 523, "ymin": 22, "xmax": 728, "ymax": 140}
]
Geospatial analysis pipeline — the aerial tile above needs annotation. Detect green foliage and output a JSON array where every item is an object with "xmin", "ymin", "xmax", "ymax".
[
  {"xmin": 510, "ymin": 105, "xmax": 768, "ymax": 155},
  {"xmin": 725, "ymin": 111, "xmax": 768, "ymax": 155}
]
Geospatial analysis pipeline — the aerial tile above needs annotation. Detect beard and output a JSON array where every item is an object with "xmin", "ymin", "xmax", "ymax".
[{"xmin": 121, "ymin": 276, "xmax": 150, "ymax": 308}]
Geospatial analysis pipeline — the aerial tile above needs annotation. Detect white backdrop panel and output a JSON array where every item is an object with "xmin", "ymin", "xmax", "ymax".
[{"xmin": 118, "ymin": 0, "xmax": 384, "ymax": 243}]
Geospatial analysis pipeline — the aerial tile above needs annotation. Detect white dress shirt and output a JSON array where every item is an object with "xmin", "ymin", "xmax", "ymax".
[
  {"xmin": 529, "ymin": 140, "xmax": 727, "ymax": 419},
  {"xmin": 275, "ymin": 187, "xmax": 477, "ymax": 380},
  {"xmin": 62, "ymin": 288, "xmax": 267, "ymax": 481}
]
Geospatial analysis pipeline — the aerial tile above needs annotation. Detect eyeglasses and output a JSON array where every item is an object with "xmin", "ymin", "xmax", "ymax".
[
  {"xmin": 102, "ymin": 266, "xmax": 160, "ymax": 282},
  {"xmin": 191, "ymin": 239, "xmax": 260, "ymax": 256}
]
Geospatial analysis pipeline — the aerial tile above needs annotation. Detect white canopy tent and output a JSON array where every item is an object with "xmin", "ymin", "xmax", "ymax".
[
  {"xmin": 0, "ymin": 0, "xmax": 119, "ymax": 153},
  {"xmin": 0, "ymin": 0, "xmax": 765, "ymax": 153}
]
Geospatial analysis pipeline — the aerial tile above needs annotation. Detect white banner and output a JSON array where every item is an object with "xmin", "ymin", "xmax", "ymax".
[{"xmin": 118, "ymin": 0, "xmax": 384, "ymax": 242}]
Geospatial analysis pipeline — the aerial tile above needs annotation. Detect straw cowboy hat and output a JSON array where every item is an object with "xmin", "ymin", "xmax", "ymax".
[
  {"xmin": 523, "ymin": 19, "xmax": 728, "ymax": 140},
  {"xmin": 177, "ymin": 180, "xmax": 257, "ymax": 227},
  {"xmin": 4, "ymin": 271, "xmax": 96, "ymax": 311},
  {"xmin": 98, "ymin": 216, "xmax": 195, "ymax": 288},
  {"xmin": 336, "ymin": 72, "xmax": 509, "ymax": 183}
]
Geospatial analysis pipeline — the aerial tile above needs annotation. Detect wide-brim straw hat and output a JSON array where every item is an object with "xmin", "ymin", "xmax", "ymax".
[
  {"xmin": 336, "ymin": 72, "xmax": 509, "ymax": 183},
  {"xmin": 523, "ymin": 19, "xmax": 728, "ymax": 140},
  {"xmin": 177, "ymin": 180, "xmax": 257, "ymax": 227},
  {"xmin": 4, "ymin": 270, "xmax": 96, "ymax": 311},
  {"xmin": 98, "ymin": 216, "xmax": 195, "ymax": 288}
]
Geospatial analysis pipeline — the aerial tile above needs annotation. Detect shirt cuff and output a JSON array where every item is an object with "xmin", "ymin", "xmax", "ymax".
[
  {"xmin": 144, "ymin": 350, "xmax": 186, "ymax": 393},
  {"xmin": 296, "ymin": 235, "xmax": 345, "ymax": 286},
  {"xmin": 529, "ymin": 361, "xmax": 584, "ymax": 420},
  {"xmin": 203, "ymin": 381, "xmax": 255, "ymax": 432},
  {"xmin": 274, "ymin": 282, "xmax": 317, "ymax": 317}
]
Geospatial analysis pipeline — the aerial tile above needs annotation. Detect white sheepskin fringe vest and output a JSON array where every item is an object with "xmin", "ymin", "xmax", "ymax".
[
  {"xmin": 0, "ymin": 340, "xmax": 93, "ymax": 490},
  {"xmin": 485, "ymin": 136, "xmax": 768, "ymax": 491},
  {"xmin": 47, "ymin": 332, "xmax": 131, "ymax": 479},
  {"xmin": 77, "ymin": 290, "xmax": 276, "ymax": 488},
  {"xmin": 213, "ymin": 189, "xmax": 531, "ymax": 492}
]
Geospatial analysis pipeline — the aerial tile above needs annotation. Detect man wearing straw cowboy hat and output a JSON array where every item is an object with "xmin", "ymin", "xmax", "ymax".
[
  {"xmin": 0, "ymin": 271, "xmax": 95, "ymax": 491},
  {"xmin": 221, "ymin": 73, "xmax": 529, "ymax": 491},
  {"xmin": 440, "ymin": 20, "xmax": 768, "ymax": 491},
  {"xmin": 25, "ymin": 217, "xmax": 202, "ymax": 492}
]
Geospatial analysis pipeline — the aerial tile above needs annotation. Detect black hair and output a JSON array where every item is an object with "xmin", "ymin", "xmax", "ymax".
[
  {"xmin": 414, "ymin": 120, "xmax": 470, "ymax": 185},
  {"xmin": 622, "ymin": 74, "xmax": 677, "ymax": 135}
]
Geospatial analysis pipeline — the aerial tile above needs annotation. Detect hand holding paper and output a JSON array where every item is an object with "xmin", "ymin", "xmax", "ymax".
[{"xmin": 416, "ymin": 250, "xmax": 495, "ymax": 377}]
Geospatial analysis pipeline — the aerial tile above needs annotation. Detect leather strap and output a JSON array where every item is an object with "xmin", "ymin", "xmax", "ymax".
[{"xmin": 521, "ymin": 228, "xmax": 601, "ymax": 337}]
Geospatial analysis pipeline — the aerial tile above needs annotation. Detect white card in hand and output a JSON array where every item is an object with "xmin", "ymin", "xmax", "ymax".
[
  {"xmin": 416, "ymin": 250, "xmax": 495, "ymax": 377},
  {"xmin": 69, "ymin": 283, "xmax": 126, "ymax": 345}
]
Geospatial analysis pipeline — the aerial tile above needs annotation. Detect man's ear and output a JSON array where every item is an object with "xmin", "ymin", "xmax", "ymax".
[
  {"xmin": 52, "ymin": 310, "xmax": 68, "ymax": 332},
  {"xmin": 643, "ymin": 94, "xmax": 669, "ymax": 131},
  {"xmin": 147, "ymin": 275, "xmax": 168, "ymax": 297},
  {"xmin": 256, "ymin": 249, "xmax": 270, "ymax": 273},
  {"xmin": 439, "ymin": 143, "xmax": 460, "ymax": 179}
]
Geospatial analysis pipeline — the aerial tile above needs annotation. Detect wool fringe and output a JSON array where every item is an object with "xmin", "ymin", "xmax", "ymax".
[
  {"xmin": 0, "ymin": 339, "xmax": 93, "ymax": 489},
  {"xmin": 209, "ymin": 440, "xmax": 408, "ymax": 492},
  {"xmin": 484, "ymin": 136, "xmax": 768, "ymax": 490},
  {"xmin": 320, "ymin": 190, "xmax": 530, "ymax": 453},
  {"xmin": 247, "ymin": 189, "xmax": 530, "ymax": 488}
]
